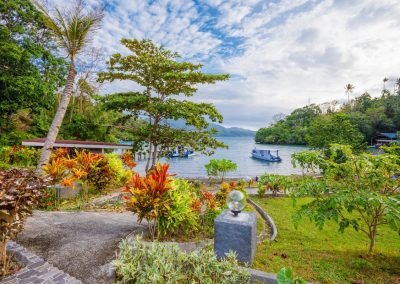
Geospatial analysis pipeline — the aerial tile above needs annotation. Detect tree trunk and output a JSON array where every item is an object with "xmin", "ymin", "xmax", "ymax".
[
  {"xmin": 36, "ymin": 62, "xmax": 76, "ymax": 173},
  {"xmin": 151, "ymin": 144, "xmax": 158, "ymax": 169},
  {"xmin": 368, "ymin": 224, "xmax": 377, "ymax": 254},
  {"xmin": 145, "ymin": 143, "xmax": 153, "ymax": 173},
  {"xmin": 368, "ymin": 234, "xmax": 375, "ymax": 254}
]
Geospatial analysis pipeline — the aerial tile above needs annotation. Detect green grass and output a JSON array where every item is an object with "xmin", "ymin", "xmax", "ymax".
[{"xmin": 252, "ymin": 196, "xmax": 400, "ymax": 284}]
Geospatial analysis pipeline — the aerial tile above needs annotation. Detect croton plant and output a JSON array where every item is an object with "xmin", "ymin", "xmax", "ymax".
[{"xmin": 0, "ymin": 169, "xmax": 50, "ymax": 276}]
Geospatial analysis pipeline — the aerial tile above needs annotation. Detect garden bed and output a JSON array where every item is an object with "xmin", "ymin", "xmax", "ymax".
[{"xmin": 251, "ymin": 196, "xmax": 400, "ymax": 284}]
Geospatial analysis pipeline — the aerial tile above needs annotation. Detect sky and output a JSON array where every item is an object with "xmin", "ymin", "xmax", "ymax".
[{"xmin": 55, "ymin": 0, "xmax": 400, "ymax": 130}]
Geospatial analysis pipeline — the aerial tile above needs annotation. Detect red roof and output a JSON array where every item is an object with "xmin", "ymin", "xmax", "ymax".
[{"xmin": 22, "ymin": 139, "xmax": 130, "ymax": 147}]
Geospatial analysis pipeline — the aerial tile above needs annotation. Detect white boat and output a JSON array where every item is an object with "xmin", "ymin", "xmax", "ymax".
[
  {"xmin": 169, "ymin": 147, "xmax": 196, "ymax": 158},
  {"xmin": 251, "ymin": 148, "xmax": 281, "ymax": 162}
]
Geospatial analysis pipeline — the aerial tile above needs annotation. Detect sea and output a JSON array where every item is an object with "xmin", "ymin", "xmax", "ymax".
[{"xmin": 134, "ymin": 136, "xmax": 308, "ymax": 178}]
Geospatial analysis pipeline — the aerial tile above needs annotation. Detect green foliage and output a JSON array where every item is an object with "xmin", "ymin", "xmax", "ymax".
[
  {"xmin": 291, "ymin": 144, "xmax": 400, "ymax": 253},
  {"xmin": 113, "ymin": 237, "xmax": 250, "ymax": 284},
  {"xmin": 256, "ymin": 85, "xmax": 400, "ymax": 147},
  {"xmin": 255, "ymin": 105, "xmax": 321, "ymax": 145},
  {"xmin": 105, "ymin": 153, "xmax": 132, "ymax": 185},
  {"xmin": 98, "ymin": 39, "xmax": 229, "ymax": 171},
  {"xmin": 259, "ymin": 174, "xmax": 292, "ymax": 195},
  {"xmin": 257, "ymin": 183, "xmax": 266, "ymax": 197},
  {"xmin": 205, "ymin": 159, "xmax": 237, "ymax": 182},
  {"xmin": 85, "ymin": 157, "xmax": 116, "ymax": 191},
  {"xmin": 0, "ymin": 146, "xmax": 40, "ymax": 169},
  {"xmin": 0, "ymin": 0, "xmax": 67, "ymax": 145},
  {"xmin": 158, "ymin": 179, "xmax": 200, "ymax": 237},
  {"xmin": 277, "ymin": 267, "xmax": 306, "ymax": 284},
  {"xmin": 252, "ymin": 196, "xmax": 400, "ymax": 283},
  {"xmin": 305, "ymin": 113, "xmax": 366, "ymax": 151},
  {"xmin": 381, "ymin": 142, "xmax": 400, "ymax": 157}
]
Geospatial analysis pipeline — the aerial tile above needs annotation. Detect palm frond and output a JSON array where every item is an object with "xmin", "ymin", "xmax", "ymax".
[{"xmin": 32, "ymin": 0, "xmax": 104, "ymax": 60}]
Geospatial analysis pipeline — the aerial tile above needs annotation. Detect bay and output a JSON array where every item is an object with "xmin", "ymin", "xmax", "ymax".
[{"xmin": 134, "ymin": 136, "xmax": 308, "ymax": 178}]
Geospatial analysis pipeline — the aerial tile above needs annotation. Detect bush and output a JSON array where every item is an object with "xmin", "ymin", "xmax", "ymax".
[
  {"xmin": 0, "ymin": 169, "xmax": 50, "ymax": 276},
  {"xmin": 215, "ymin": 182, "xmax": 232, "ymax": 206},
  {"xmin": 205, "ymin": 159, "xmax": 237, "ymax": 182},
  {"xmin": 106, "ymin": 153, "xmax": 132, "ymax": 185},
  {"xmin": 123, "ymin": 163, "xmax": 174, "ymax": 239},
  {"xmin": 43, "ymin": 150, "xmax": 121, "ymax": 192},
  {"xmin": 113, "ymin": 237, "xmax": 251, "ymax": 284},
  {"xmin": 85, "ymin": 157, "xmax": 116, "ymax": 191},
  {"xmin": 257, "ymin": 183, "xmax": 266, "ymax": 197},
  {"xmin": 158, "ymin": 179, "xmax": 200, "ymax": 237},
  {"xmin": 0, "ymin": 146, "xmax": 40, "ymax": 169},
  {"xmin": 259, "ymin": 174, "xmax": 291, "ymax": 195}
]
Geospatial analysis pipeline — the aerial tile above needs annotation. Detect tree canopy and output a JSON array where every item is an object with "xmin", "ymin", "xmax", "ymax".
[
  {"xmin": 256, "ymin": 81, "xmax": 400, "ymax": 148},
  {"xmin": 98, "ymin": 39, "xmax": 229, "ymax": 171},
  {"xmin": 0, "ymin": 0, "xmax": 67, "ymax": 145},
  {"xmin": 292, "ymin": 144, "xmax": 400, "ymax": 254}
]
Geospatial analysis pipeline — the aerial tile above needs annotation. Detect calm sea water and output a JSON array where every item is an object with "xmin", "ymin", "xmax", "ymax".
[{"xmin": 135, "ymin": 137, "xmax": 308, "ymax": 178}]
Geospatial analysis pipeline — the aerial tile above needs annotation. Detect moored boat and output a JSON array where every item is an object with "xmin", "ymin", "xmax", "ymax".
[
  {"xmin": 251, "ymin": 148, "xmax": 281, "ymax": 162},
  {"xmin": 169, "ymin": 147, "xmax": 196, "ymax": 158}
]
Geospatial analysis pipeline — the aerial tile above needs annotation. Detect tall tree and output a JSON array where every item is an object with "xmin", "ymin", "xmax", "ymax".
[
  {"xmin": 305, "ymin": 113, "xmax": 366, "ymax": 151},
  {"xmin": 33, "ymin": 0, "xmax": 103, "ymax": 173},
  {"xmin": 98, "ymin": 39, "xmax": 229, "ymax": 171},
  {"xmin": 0, "ymin": 0, "xmax": 67, "ymax": 145}
]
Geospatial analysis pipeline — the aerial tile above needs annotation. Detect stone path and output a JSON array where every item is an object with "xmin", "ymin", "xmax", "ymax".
[
  {"xmin": 15, "ymin": 211, "xmax": 147, "ymax": 284},
  {"xmin": 1, "ymin": 241, "xmax": 82, "ymax": 284}
]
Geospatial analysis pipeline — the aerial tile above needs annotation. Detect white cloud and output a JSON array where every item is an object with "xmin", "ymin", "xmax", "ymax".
[{"xmin": 49, "ymin": 0, "xmax": 400, "ymax": 129}]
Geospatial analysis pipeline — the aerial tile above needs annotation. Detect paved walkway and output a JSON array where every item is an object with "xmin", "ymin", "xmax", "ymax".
[{"xmin": 16, "ymin": 211, "xmax": 147, "ymax": 284}]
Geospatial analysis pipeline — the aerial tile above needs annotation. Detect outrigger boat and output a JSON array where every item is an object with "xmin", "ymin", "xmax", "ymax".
[
  {"xmin": 169, "ymin": 146, "xmax": 196, "ymax": 158},
  {"xmin": 251, "ymin": 148, "xmax": 281, "ymax": 162}
]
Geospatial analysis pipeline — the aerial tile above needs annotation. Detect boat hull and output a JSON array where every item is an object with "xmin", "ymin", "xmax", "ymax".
[{"xmin": 251, "ymin": 153, "xmax": 281, "ymax": 162}]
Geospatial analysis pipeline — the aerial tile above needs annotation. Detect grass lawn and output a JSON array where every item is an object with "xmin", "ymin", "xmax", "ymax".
[{"xmin": 251, "ymin": 196, "xmax": 400, "ymax": 284}]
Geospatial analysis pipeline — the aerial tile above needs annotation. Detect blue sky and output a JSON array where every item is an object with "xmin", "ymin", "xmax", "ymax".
[{"xmin": 55, "ymin": 0, "xmax": 400, "ymax": 130}]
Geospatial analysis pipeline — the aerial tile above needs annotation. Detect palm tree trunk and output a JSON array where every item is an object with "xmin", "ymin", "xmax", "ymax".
[{"xmin": 36, "ymin": 62, "xmax": 76, "ymax": 173}]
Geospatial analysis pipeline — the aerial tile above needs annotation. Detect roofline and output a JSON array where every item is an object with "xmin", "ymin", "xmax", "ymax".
[{"xmin": 22, "ymin": 141, "xmax": 132, "ymax": 150}]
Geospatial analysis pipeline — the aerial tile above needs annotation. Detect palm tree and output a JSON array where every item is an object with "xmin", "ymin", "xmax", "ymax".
[
  {"xmin": 345, "ymin": 83, "xmax": 355, "ymax": 103},
  {"xmin": 383, "ymin": 77, "xmax": 389, "ymax": 91},
  {"xmin": 33, "ymin": 1, "xmax": 103, "ymax": 173}
]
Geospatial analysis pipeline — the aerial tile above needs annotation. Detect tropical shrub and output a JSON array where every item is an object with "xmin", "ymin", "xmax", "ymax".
[
  {"xmin": 85, "ymin": 157, "xmax": 116, "ymax": 191},
  {"xmin": 0, "ymin": 146, "xmax": 40, "ymax": 169},
  {"xmin": 237, "ymin": 179, "xmax": 246, "ymax": 187},
  {"xmin": 200, "ymin": 191, "xmax": 222, "ymax": 232},
  {"xmin": 0, "ymin": 169, "xmax": 50, "ymax": 277},
  {"xmin": 215, "ymin": 182, "xmax": 232, "ymax": 205},
  {"xmin": 205, "ymin": 159, "xmax": 237, "ymax": 182},
  {"xmin": 158, "ymin": 179, "xmax": 200, "ymax": 237},
  {"xmin": 43, "ymin": 150, "xmax": 122, "ymax": 192},
  {"xmin": 105, "ymin": 153, "xmax": 132, "ymax": 185},
  {"xmin": 120, "ymin": 151, "xmax": 136, "ymax": 169},
  {"xmin": 123, "ymin": 163, "xmax": 174, "ymax": 239},
  {"xmin": 259, "ymin": 174, "xmax": 291, "ymax": 195},
  {"xmin": 257, "ymin": 183, "xmax": 266, "ymax": 197},
  {"xmin": 114, "ymin": 237, "xmax": 250, "ymax": 284},
  {"xmin": 291, "ymin": 144, "xmax": 400, "ymax": 253}
]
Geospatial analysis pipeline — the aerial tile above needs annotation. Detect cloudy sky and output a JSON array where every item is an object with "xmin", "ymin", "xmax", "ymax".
[{"xmin": 65, "ymin": 0, "xmax": 400, "ymax": 129}]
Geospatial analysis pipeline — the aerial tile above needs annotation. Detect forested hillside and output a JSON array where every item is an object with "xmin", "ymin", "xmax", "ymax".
[{"xmin": 256, "ymin": 82, "xmax": 400, "ymax": 147}]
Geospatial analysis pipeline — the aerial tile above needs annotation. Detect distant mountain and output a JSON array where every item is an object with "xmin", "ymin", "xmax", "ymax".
[
  {"xmin": 167, "ymin": 120, "xmax": 255, "ymax": 137},
  {"xmin": 210, "ymin": 124, "xmax": 256, "ymax": 137}
]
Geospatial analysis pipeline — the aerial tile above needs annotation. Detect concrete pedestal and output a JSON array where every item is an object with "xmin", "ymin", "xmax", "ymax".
[{"xmin": 214, "ymin": 210, "xmax": 257, "ymax": 264}]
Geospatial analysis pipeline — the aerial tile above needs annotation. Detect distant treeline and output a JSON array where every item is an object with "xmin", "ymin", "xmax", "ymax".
[{"xmin": 255, "ymin": 81, "xmax": 400, "ymax": 148}]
